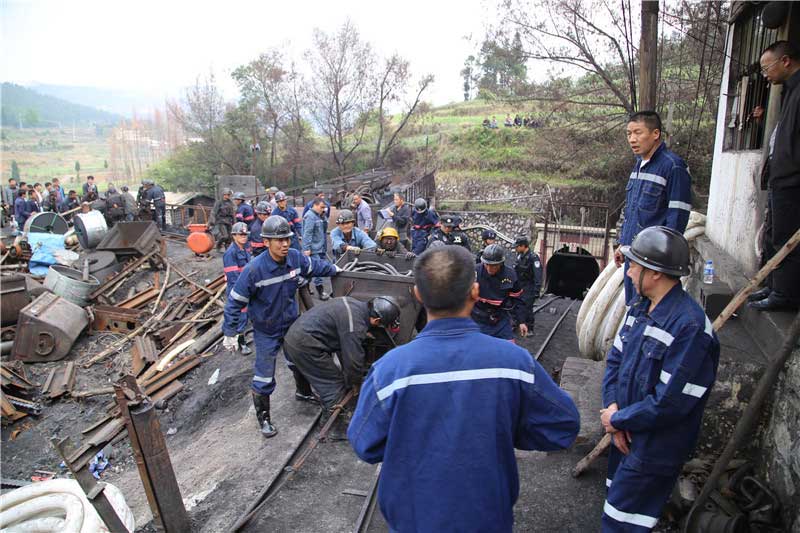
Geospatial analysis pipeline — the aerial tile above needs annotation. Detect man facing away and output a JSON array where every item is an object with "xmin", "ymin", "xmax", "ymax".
[
  {"xmin": 348, "ymin": 245, "xmax": 579, "ymax": 533},
  {"xmin": 614, "ymin": 111, "xmax": 692, "ymax": 305}
]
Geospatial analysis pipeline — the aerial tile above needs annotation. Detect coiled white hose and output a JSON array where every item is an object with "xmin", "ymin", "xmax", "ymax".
[{"xmin": 576, "ymin": 212, "xmax": 707, "ymax": 360}]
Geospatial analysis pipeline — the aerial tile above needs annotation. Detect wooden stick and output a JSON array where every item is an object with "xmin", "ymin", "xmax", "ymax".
[
  {"xmin": 160, "ymin": 256, "xmax": 214, "ymax": 295},
  {"xmin": 151, "ymin": 262, "xmax": 171, "ymax": 313},
  {"xmin": 159, "ymin": 285, "xmax": 226, "ymax": 354},
  {"xmin": 83, "ymin": 307, "xmax": 169, "ymax": 367},
  {"xmin": 712, "ymin": 227, "xmax": 800, "ymax": 330},
  {"xmin": 72, "ymin": 387, "xmax": 115, "ymax": 398},
  {"xmin": 572, "ymin": 434, "xmax": 611, "ymax": 477},
  {"xmin": 155, "ymin": 339, "xmax": 195, "ymax": 372}
]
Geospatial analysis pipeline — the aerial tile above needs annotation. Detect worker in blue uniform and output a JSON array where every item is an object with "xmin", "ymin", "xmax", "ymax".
[
  {"xmin": 601, "ymin": 226, "xmax": 719, "ymax": 532},
  {"xmin": 233, "ymin": 192, "xmax": 255, "ymax": 231},
  {"xmin": 223, "ymin": 222, "xmax": 252, "ymax": 356},
  {"xmin": 614, "ymin": 111, "xmax": 692, "ymax": 304},
  {"xmin": 427, "ymin": 215, "xmax": 471, "ymax": 250},
  {"xmin": 410, "ymin": 198, "xmax": 439, "ymax": 255},
  {"xmin": 272, "ymin": 191, "xmax": 302, "ymax": 251},
  {"xmin": 330, "ymin": 209, "xmax": 377, "ymax": 261},
  {"xmin": 141, "ymin": 179, "xmax": 166, "ymax": 230},
  {"xmin": 348, "ymin": 245, "xmax": 580, "ymax": 533},
  {"xmin": 249, "ymin": 201, "xmax": 270, "ymax": 256},
  {"xmin": 472, "ymin": 244, "xmax": 527, "ymax": 340},
  {"xmin": 302, "ymin": 197, "xmax": 331, "ymax": 301},
  {"xmin": 513, "ymin": 235, "xmax": 543, "ymax": 330},
  {"xmin": 475, "ymin": 228, "xmax": 497, "ymax": 264},
  {"xmin": 223, "ymin": 215, "xmax": 341, "ymax": 437}
]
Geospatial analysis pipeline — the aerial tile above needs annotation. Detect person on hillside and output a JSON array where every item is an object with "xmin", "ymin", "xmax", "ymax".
[
  {"xmin": 410, "ymin": 198, "xmax": 439, "ymax": 255},
  {"xmin": 82, "ymin": 175, "xmax": 98, "ymax": 198},
  {"xmin": 331, "ymin": 209, "xmax": 377, "ymax": 261},
  {"xmin": 504, "ymin": 114, "xmax": 514, "ymax": 127},
  {"xmin": 272, "ymin": 191, "xmax": 303, "ymax": 251},
  {"xmin": 613, "ymin": 111, "xmax": 692, "ymax": 305},
  {"xmin": 348, "ymin": 245, "xmax": 579, "ymax": 533},
  {"xmin": 482, "ymin": 117, "xmax": 491, "ymax": 128},
  {"xmin": 490, "ymin": 116, "xmax": 498, "ymax": 129},
  {"xmin": 302, "ymin": 197, "xmax": 331, "ymax": 301},
  {"xmin": 601, "ymin": 226, "xmax": 719, "ymax": 532},
  {"xmin": 222, "ymin": 215, "xmax": 341, "ymax": 438},
  {"xmin": 472, "ymin": 244, "xmax": 527, "ymax": 341},
  {"xmin": 249, "ymin": 201, "xmax": 271, "ymax": 257},
  {"xmin": 209, "ymin": 188, "xmax": 236, "ymax": 252},
  {"xmin": 514, "ymin": 114, "xmax": 522, "ymax": 127},
  {"xmin": 748, "ymin": 40, "xmax": 800, "ymax": 311},
  {"xmin": 223, "ymin": 222, "xmax": 253, "ymax": 356}
]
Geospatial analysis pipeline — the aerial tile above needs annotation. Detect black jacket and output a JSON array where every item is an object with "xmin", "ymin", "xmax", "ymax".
[
  {"xmin": 284, "ymin": 297, "xmax": 371, "ymax": 387},
  {"xmin": 769, "ymin": 69, "xmax": 800, "ymax": 189}
]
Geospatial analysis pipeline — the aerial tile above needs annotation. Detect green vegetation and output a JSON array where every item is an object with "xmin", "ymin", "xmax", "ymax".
[{"xmin": 1, "ymin": 83, "xmax": 121, "ymax": 128}]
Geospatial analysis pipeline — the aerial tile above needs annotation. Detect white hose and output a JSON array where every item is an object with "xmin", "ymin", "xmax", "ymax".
[
  {"xmin": 576, "ymin": 261, "xmax": 618, "ymax": 335},
  {"xmin": 597, "ymin": 288, "xmax": 628, "ymax": 359},
  {"xmin": 0, "ymin": 479, "xmax": 134, "ymax": 533},
  {"xmin": 578, "ymin": 267, "xmax": 624, "ymax": 357}
]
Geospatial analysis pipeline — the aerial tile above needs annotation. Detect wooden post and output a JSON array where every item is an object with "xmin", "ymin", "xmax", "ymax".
[{"xmin": 639, "ymin": 0, "xmax": 659, "ymax": 111}]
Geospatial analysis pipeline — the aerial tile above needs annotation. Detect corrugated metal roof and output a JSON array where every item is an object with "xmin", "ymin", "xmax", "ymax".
[{"xmin": 164, "ymin": 192, "xmax": 213, "ymax": 205}]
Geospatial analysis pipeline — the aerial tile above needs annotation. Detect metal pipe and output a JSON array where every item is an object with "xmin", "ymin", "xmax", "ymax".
[{"xmin": 533, "ymin": 300, "xmax": 574, "ymax": 361}]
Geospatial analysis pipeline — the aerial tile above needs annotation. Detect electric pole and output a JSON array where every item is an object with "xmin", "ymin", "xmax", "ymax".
[{"xmin": 639, "ymin": 0, "xmax": 659, "ymax": 111}]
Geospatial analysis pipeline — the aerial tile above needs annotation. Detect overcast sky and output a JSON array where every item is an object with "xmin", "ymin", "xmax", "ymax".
[{"xmin": 1, "ymin": 0, "xmax": 493, "ymax": 106}]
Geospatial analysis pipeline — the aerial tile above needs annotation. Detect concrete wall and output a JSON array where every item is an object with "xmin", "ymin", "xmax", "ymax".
[{"xmin": 704, "ymin": 24, "xmax": 765, "ymax": 276}]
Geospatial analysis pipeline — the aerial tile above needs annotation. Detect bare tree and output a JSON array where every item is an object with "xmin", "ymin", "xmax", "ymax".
[
  {"xmin": 305, "ymin": 20, "xmax": 375, "ymax": 174},
  {"xmin": 374, "ymin": 72, "xmax": 435, "ymax": 166},
  {"xmin": 275, "ymin": 62, "xmax": 311, "ymax": 187}
]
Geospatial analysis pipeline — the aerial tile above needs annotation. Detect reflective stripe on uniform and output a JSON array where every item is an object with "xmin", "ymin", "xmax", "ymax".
[
  {"xmin": 643, "ymin": 325, "xmax": 674, "ymax": 346},
  {"xmin": 613, "ymin": 335, "xmax": 623, "ymax": 352},
  {"xmin": 660, "ymin": 370, "xmax": 708, "ymax": 398},
  {"xmin": 606, "ymin": 478, "xmax": 613, "ymax": 488},
  {"xmin": 224, "ymin": 265, "xmax": 244, "ymax": 273},
  {"xmin": 704, "ymin": 316, "xmax": 714, "ymax": 337},
  {"xmin": 253, "ymin": 375, "xmax": 273, "ymax": 384},
  {"xmin": 635, "ymin": 173, "xmax": 667, "ymax": 187},
  {"xmin": 603, "ymin": 501, "xmax": 659, "ymax": 528},
  {"xmin": 343, "ymin": 297, "xmax": 354, "ymax": 332},
  {"xmin": 625, "ymin": 316, "xmax": 636, "ymax": 327},
  {"xmin": 376, "ymin": 368, "xmax": 535, "ymax": 401},
  {"xmin": 478, "ymin": 297, "xmax": 504, "ymax": 306},
  {"xmin": 231, "ymin": 289, "xmax": 249, "ymax": 303},
  {"xmin": 254, "ymin": 268, "xmax": 300, "ymax": 287},
  {"xmin": 668, "ymin": 200, "xmax": 692, "ymax": 211}
]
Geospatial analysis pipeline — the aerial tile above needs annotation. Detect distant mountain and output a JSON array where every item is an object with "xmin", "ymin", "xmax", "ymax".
[
  {"xmin": 30, "ymin": 83, "xmax": 171, "ymax": 118},
  {"xmin": 1, "ymin": 83, "xmax": 122, "ymax": 127}
]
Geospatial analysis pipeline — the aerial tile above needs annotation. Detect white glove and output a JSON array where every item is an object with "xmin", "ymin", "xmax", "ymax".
[
  {"xmin": 223, "ymin": 335, "xmax": 238, "ymax": 350},
  {"xmin": 334, "ymin": 265, "xmax": 344, "ymax": 274},
  {"xmin": 347, "ymin": 246, "xmax": 362, "ymax": 255}
]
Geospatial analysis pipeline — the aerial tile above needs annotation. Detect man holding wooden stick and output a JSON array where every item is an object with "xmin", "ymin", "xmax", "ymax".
[{"xmin": 600, "ymin": 226, "xmax": 719, "ymax": 532}]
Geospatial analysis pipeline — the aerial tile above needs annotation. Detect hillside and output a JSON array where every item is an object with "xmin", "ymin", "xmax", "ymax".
[
  {"xmin": 30, "ymin": 83, "xmax": 168, "ymax": 118},
  {"xmin": 1, "ymin": 83, "xmax": 122, "ymax": 127}
]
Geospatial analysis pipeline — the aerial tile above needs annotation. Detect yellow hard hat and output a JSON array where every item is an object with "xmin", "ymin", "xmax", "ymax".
[{"xmin": 379, "ymin": 227, "xmax": 399, "ymax": 240}]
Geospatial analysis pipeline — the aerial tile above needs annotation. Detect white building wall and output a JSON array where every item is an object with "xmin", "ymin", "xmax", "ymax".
[{"xmin": 705, "ymin": 25, "xmax": 765, "ymax": 275}]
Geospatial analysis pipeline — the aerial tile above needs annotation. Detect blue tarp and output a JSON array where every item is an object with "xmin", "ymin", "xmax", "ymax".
[{"xmin": 27, "ymin": 233, "xmax": 66, "ymax": 276}]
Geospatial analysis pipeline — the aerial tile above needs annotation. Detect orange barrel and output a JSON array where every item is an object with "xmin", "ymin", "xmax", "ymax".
[{"xmin": 186, "ymin": 224, "xmax": 214, "ymax": 254}]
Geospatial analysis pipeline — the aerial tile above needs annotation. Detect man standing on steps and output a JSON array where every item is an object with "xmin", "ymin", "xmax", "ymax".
[
  {"xmin": 348, "ymin": 245, "xmax": 579, "ymax": 533},
  {"xmin": 302, "ymin": 197, "xmax": 331, "ymax": 301},
  {"xmin": 613, "ymin": 111, "xmax": 692, "ymax": 305},
  {"xmin": 748, "ymin": 41, "xmax": 800, "ymax": 311},
  {"xmin": 410, "ymin": 198, "xmax": 439, "ymax": 255},
  {"xmin": 601, "ymin": 226, "xmax": 719, "ymax": 532},
  {"xmin": 222, "ymin": 222, "xmax": 252, "ymax": 356},
  {"xmin": 222, "ymin": 215, "xmax": 341, "ymax": 438}
]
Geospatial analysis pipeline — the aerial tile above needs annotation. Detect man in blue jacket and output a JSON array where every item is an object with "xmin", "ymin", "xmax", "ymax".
[
  {"xmin": 614, "ymin": 111, "xmax": 692, "ymax": 304},
  {"xmin": 249, "ymin": 201, "xmax": 270, "ymax": 256},
  {"xmin": 233, "ymin": 192, "xmax": 255, "ymax": 231},
  {"xmin": 302, "ymin": 197, "xmax": 330, "ymax": 300},
  {"xmin": 272, "ymin": 191, "xmax": 302, "ymax": 251},
  {"xmin": 601, "ymin": 226, "xmax": 719, "ymax": 532},
  {"xmin": 223, "ymin": 222, "xmax": 252, "ymax": 355},
  {"xmin": 223, "ymin": 215, "xmax": 341, "ymax": 437},
  {"xmin": 472, "ymin": 244, "xmax": 527, "ymax": 340},
  {"xmin": 348, "ymin": 245, "xmax": 580, "ymax": 533},
  {"xmin": 410, "ymin": 198, "xmax": 439, "ymax": 255},
  {"xmin": 513, "ymin": 235, "xmax": 543, "ymax": 331},
  {"xmin": 330, "ymin": 209, "xmax": 377, "ymax": 261}
]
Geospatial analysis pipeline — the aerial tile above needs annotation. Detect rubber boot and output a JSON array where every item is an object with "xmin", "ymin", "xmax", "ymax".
[
  {"xmin": 252, "ymin": 392, "xmax": 278, "ymax": 438},
  {"xmin": 238, "ymin": 334, "xmax": 252, "ymax": 355},
  {"xmin": 291, "ymin": 368, "xmax": 319, "ymax": 403},
  {"xmin": 315, "ymin": 285, "xmax": 330, "ymax": 301}
]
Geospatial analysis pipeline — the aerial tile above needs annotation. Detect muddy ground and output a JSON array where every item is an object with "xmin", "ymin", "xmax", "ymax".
[{"xmin": 2, "ymin": 241, "xmax": 612, "ymax": 532}]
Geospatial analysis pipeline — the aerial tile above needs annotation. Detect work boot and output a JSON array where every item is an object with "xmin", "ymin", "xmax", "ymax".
[
  {"xmin": 291, "ymin": 368, "xmax": 319, "ymax": 403},
  {"xmin": 252, "ymin": 392, "xmax": 278, "ymax": 438},
  {"xmin": 748, "ymin": 292, "xmax": 799, "ymax": 312},
  {"xmin": 238, "ymin": 335, "xmax": 252, "ymax": 356},
  {"xmin": 319, "ymin": 406, "xmax": 348, "ymax": 441},
  {"xmin": 315, "ymin": 285, "xmax": 330, "ymax": 301},
  {"xmin": 746, "ymin": 286, "xmax": 772, "ymax": 302}
]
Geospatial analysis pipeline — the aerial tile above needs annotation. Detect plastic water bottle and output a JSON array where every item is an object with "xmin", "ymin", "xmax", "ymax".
[{"xmin": 703, "ymin": 260, "xmax": 714, "ymax": 284}]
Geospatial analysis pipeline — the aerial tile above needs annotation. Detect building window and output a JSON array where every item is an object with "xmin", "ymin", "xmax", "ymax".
[{"xmin": 723, "ymin": 4, "xmax": 778, "ymax": 151}]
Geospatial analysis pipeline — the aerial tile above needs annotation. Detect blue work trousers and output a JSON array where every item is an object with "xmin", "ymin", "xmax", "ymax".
[
  {"xmin": 475, "ymin": 315, "xmax": 514, "ymax": 340},
  {"xmin": 252, "ymin": 329, "xmax": 297, "ymax": 395}
]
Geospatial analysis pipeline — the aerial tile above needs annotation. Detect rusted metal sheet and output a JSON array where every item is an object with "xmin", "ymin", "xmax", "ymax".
[
  {"xmin": 0, "ymin": 275, "xmax": 31, "ymax": 327},
  {"xmin": 142, "ymin": 356, "xmax": 200, "ymax": 396},
  {"xmin": 91, "ymin": 305, "xmax": 146, "ymax": 333},
  {"xmin": 97, "ymin": 221, "xmax": 162, "ymax": 257},
  {"xmin": 187, "ymin": 274, "xmax": 225, "ymax": 304},
  {"xmin": 12, "ymin": 293, "xmax": 89, "ymax": 363},
  {"xmin": 88, "ymin": 250, "xmax": 157, "ymax": 301},
  {"xmin": 116, "ymin": 287, "xmax": 159, "ymax": 309},
  {"xmin": 149, "ymin": 380, "xmax": 183, "ymax": 405},
  {"xmin": 131, "ymin": 336, "xmax": 158, "ymax": 376},
  {"xmin": 84, "ymin": 417, "xmax": 126, "ymax": 447},
  {"xmin": 1, "ymin": 392, "xmax": 26, "ymax": 423},
  {"xmin": 41, "ymin": 362, "xmax": 77, "ymax": 399}
]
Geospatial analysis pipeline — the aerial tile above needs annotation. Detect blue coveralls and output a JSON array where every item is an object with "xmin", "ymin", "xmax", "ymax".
[
  {"xmin": 14, "ymin": 196, "xmax": 29, "ymax": 229},
  {"xmin": 144, "ymin": 185, "xmax": 166, "ymax": 229},
  {"xmin": 236, "ymin": 202, "xmax": 256, "ymax": 230},
  {"xmin": 471, "ymin": 263, "xmax": 526, "ymax": 340},
  {"xmin": 223, "ymin": 242, "xmax": 251, "ymax": 334},
  {"xmin": 411, "ymin": 209, "xmax": 439, "ymax": 255},
  {"xmin": 248, "ymin": 217, "xmax": 266, "ymax": 256},
  {"xmin": 601, "ymin": 284, "xmax": 719, "ymax": 532},
  {"xmin": 273, "ymin": 205, "xmax": 303, "ymax": 251},
  {"xmin": 223, "ymin": 249, "xmax": 338, "ymax": 395},
  {"xmin": 330, "ymin": 227, "xmax": 377, "ymax": 260},
  {"xmin": 619, "ymin": 142, "xmax": 692, "ymax": 304},
  {"xmin": 348, "ymin": 317, "xmax": 580, "ymax": 533},
  {"xmin": 302, "ymin": 208, "xmax": 328, "ymax": 287},
  {"xmin": 514, "ymin": 249, "xmax": 543, "ymax": 327}
]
